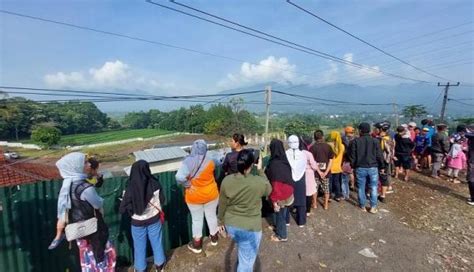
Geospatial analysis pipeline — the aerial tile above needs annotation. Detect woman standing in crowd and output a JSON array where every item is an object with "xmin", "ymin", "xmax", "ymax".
[
  {"xmin": 119, "ymin": 160, "xmax": 166, "ymax": 271},
  {"xmin": 300, "ymin": 136, "xmax": 322, "ymax": 214},
  {"xmin": 394, "ymin": 126, "xmax": 415, "ymax": 181},
  {"xmin": 285, "ymin": 135, "xmax": 308, "ymax": 227},
  {"xmin": 59, "ymin": 153, "xmax": 116, "ymax": 271},
  {"xmin": 218, "ymin": 149, "xmax": 272, "ymax": 272},
  {"xmin": 265, "ymin": 139, "xmax": 294, "ymax": 242},
  {"xmin": 175, "ymin": 139, "xmax": 220, "ymax": 253},
  {"xmin": 328, "ymin": 131, "xmax": 345, "ymax": 202},
  {"xmin": 218, "ymin": 133, "xmax": 248, "ymax": 188}
]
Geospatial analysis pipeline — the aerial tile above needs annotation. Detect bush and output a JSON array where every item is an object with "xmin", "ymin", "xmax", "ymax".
[{"xmin": 31, "ymin": 127, "xmax": 61, "ymax": 148}]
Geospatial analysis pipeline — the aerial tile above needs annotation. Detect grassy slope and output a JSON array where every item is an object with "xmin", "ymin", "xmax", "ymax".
[{"xmin": 58, "ymin": 129, "xmax": 171, "ymax": 146}]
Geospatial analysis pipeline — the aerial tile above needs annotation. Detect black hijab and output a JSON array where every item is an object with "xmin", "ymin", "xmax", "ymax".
[
  {"xmin": 265, "ymin": 139, "xmax": 293, "ymax": 184},
  {"xmin": 120, "ymin": 160, "xmax": 163, "ymax": 215}
]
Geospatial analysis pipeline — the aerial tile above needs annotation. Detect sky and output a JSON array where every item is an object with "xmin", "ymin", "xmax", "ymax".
[{"xmin": 1, "ymin": 0, "xmax": 473, "ymax": 109}]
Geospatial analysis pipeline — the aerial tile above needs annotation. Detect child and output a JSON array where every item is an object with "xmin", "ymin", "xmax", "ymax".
[
  {"xmin": 446, "ymin": 141, "xmax": 467, "ymax": 184},
  {"xmin": 394, "ymin": 126, "xmax": 415, "ymax": 181}
]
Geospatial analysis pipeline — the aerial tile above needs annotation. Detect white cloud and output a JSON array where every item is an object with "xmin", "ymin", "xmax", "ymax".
[
  {"xmin": 343, "ymin": 53, "xmax": 381, "ymax": 80},
  {"xmin": 44, "ymin": 60, "xmax": 172, "ymax": 93},
  {"xmin": 89, "ymin": 60, "xmax": 130, "ymax": 85},
  {"xmin": 218, "ymin": 56, "xmax": 298, "ymax": 87}
]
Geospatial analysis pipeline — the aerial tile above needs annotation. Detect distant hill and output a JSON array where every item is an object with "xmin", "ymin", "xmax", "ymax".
[{"xmin": 217, "ymin": 82, "xmax": 474, "ymax": 115}]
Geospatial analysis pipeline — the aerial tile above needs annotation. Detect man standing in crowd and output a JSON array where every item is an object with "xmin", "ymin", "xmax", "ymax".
[
  {"xmin": 430, "ymin": 124, "xmax": 450, "ymax": 179},
  {"xmin": 465, "ymin": 125, "xmax": 474, "ymax": 206},
  {"xmin": 349, "ymin": 123, "xmax": 385, "ymax": 214},
  {"xmin": 310, "ymin": 130, "xmax": 334, "ymax": 210}
]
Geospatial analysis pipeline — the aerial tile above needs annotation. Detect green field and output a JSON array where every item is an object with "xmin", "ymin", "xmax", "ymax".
[{"xmin": 58, "ymin": 129, "xmax": 171, "ymax": 146}]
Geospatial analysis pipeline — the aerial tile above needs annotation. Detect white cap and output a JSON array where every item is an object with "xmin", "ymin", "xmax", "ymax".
[
  {"xmin": 401, "ymin": 124, "xmax": 408, "ymax": 128},
  {"xmin": 408, "ymin": 122, "xmax": 417, "ymax": 127}
]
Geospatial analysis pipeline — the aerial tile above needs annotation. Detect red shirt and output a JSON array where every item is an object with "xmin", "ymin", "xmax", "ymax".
[{"xmin": 269, "ymin": 181, "xmax": 293, "ymax": 203}]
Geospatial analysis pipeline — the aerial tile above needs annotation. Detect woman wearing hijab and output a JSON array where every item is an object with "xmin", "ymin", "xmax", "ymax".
[
  {"xmin": 119, "ymin": 160, "xmax": 166, "ymax": 271},
  {"xmin": 299, "ymin": 136, "xmax": 323, "ymax": 215},
  {"xmin": 218, "ymin": 149, "xmax": 272, "ymax": 272},
  {"xmin": 49, "ymin": 152, "xmax": 88, "ymax": 249},
  {"xmin": 285, "ymin": 135, "xmax": 308, "ymax": 227},
  {"xmin": 328, "ymin": 131, "xmax": 345, "ymax": 202},
  {"xmin": 175, "ymin": 139, "xmax": 220, "ymax": 253},
  {"xmin": 59, "ymin": 153, "xmax": 115, "ymax": 271},
  {"xmin": 265, "ymin": 139, "xmax": 294, "ymax": 242}
]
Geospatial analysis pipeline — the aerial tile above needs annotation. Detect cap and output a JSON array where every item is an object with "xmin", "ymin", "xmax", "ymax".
[
  {"xmin": 408, "ymin": 122, "xmax": 417, "ymax": 127},
  {"xmin": 422, "ymin": 127, "xmax": 430, "ymax": 132},
  {"xmin": 345, "ymin": 126, "xmax": 355, "ymax": 133},
  {"xmin": 401, "ymin": 124, "xmax": 408, "ymax": 128}
]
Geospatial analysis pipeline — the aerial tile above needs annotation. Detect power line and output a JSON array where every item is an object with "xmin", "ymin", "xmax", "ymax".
[
  {"xmin": 0, "ymin": 10, "xmax": 318, "ymax": 80},
  {"xmin": 448, "ymin": 98, "xmax": 474, "ymax": 107},
  {"xmin": 147, "ymin": 0, "xmax": 432, "ymax": 84},
  {"xmin": 286, "ymin": 0, "xmax": 450, "ymax": 81}
]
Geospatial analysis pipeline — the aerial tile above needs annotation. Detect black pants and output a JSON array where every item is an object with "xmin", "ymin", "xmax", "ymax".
[
  {"xmin": 306, "ymin": 196, "xmax": 313, "ymax": 213},
  {"xmin": 285, "ymin": 206, "xmax": 306, "ymax": 226},
  {"xmin": 468, "ymin": 161, "xmax": 474, "ymax": 200},
  {"xmin": 330, "ymin": 173, "xmax": 343, "ymax": 199}
]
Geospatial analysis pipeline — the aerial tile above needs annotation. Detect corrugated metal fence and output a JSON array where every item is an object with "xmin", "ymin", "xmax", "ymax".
[
  {"xmin": 0, "ymin": 159, "xmax": 269, "ymax": 272},
  {"xmin": 0, "ymin": 171, "xmax": 193, "ymax": 272}
]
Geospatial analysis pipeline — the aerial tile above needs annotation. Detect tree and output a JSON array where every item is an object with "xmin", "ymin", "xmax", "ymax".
[
  {"xmin": 123, "ymin": 112, "xmax": 150, "ymax": 129},
  {"xmin": 402, "ymin": 105, "xmax": 428, "ymax": 121},
  {"xmin": 31, "ymin": 126, "xmax": 62, "ymax": 148},
  {"xmin": 284, "ymin": 119, "xmax": 314, "ymax": 137}
]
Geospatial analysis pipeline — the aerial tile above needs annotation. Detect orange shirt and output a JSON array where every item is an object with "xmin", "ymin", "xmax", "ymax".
[{"xmin": 185, "ymin": 160, "xmax": 219, "ymax": 204}]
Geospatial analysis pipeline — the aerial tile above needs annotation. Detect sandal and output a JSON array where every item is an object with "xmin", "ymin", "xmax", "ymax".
[
  {"xmin": 271, "ymin": 235, "xmax": 288, "ymax": 242},
  {"xmin": 48, "ymin": 234, "xmax": 65, "ymax": 250}
]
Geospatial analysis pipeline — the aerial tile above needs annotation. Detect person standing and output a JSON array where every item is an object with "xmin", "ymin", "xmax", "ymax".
[
  {"xmin": 430, "ymin": 124, "xmax": 450, "ymax": 179},
  {"xmin": 218, "ymin": 149, "xmax": 272, "ymax": 272},
  {"xmin": 285, "ymin": 135, "xmax": 309, "ymax": 227},
  {"xmin": 217, "ymin": 133, "xmax": 248, "ymax": 188},
  {"xmin": 310, "ymin": 130, "xmax": 335, "ymax": 210},
  {"xmin": 465, "ymin": 126, "xmax": 474, "ymax": 206},
  {"xmin": 175, "ymin": 139, "xmax": 220, "ymax": 253},
  {"xmin": 394, "ymin": 126, "xmax": 415, "ymax": 182},
  {"xmin": 446, "ymin": 140, "xmax": 467, "ymax": 184},
  {"xmin": 299, "ymin": 136, "xmax": 322, "ymax": 213},
  {"xmin": 342, "ymin": 126, "xmax": 356, "ymax": 190},
  {"xmin": 328, "ymin": 131, "xmax": 345, "ymax": 202},
  {"xmin": 349, "ymin": 123, "xmax": 385, "ymax": 214},
  {"xmin": 265, "ymin": 139, "xmax": 294, "ymax": 242},
  {"xmin": 119, "ymin": 160, "xmax": 166, "ymax": 272}
]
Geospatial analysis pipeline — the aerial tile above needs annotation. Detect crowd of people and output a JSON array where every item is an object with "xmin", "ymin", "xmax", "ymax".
[{"xmin": 47, "ymin": 121, "xmax": 474, "ymax": 271}]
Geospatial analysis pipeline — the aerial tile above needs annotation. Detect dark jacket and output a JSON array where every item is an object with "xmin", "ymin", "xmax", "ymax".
[
  {"xmin": 430, "ymin": 133, "xmax": 450, "ymax": 154},
  {"xmin": 349, "ymin": 135, "xmax": 385, "ymax": 169},
  {"xmin": 394, "ymin": 135, "xmax": 415, "ymax": 156}
]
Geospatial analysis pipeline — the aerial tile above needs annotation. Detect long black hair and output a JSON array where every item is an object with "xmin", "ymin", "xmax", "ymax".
[
  {"xmin": 233, "ymin": 133, "xmax": 248, "ymax": 146},
  {"xmin": 236, "ymin": 149, "xmax": 255, "ymax": 175}
]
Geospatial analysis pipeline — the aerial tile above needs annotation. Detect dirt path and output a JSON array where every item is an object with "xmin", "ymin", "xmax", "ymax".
[{"xmin": 159, "ymin": 172, "xmax": 473, "ymax": 271}]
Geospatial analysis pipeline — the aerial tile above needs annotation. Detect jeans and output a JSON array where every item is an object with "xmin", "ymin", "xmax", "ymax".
[
  {"xmin": 131, "ymin": 222, "xmax": 166, "ymax": 271},
  {"xmin": 341, "ymin": 173, "xmax": 350, "ymax": 199},
  {"xmin": 272, "ymin": 207, "xmax": 288, "ymax": 239},
  {"xmin": 356, "ymin": 167, "xmax": 379, "ymax": 208},
  {"xmin": 226, "ymin": 225, "xmax": 262, "ymax": 272},
  {"xmin": 187, "ymin": 198, "xmax": 219, "ymax": 238},
  {"xmin": 330, "ymin": 173, "xmax": 343, "ymax": 199}
]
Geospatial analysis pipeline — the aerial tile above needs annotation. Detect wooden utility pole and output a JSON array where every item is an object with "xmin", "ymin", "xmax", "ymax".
[
  {"xmin": 438, "ymin": 82, "xmax": 460, "ymax": 122},
  {"xmin": 264, "ymin": 86, "xmax": 272, "ymax": 155}
]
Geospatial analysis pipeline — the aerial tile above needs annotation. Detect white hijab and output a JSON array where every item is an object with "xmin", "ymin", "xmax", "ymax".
[
  {"xmin": 286, "ymin": 135, "xmax": 307, "ymax": 182},
  {"xmin": 56, "ymin": 152, "xmax": 87, "ymax": 218}
]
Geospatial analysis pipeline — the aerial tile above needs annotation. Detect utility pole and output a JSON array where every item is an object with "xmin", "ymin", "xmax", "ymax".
[
  {"xmin": 264, "ymin": 86, "xmax": 272, "ymax": 155},
  {"xmin": 438, "ymin": 82, "xmax": 460, "ymax": 122},
  {"xmin": 392, "ymin": 100, "xmax": 399, "ymax": 127}
]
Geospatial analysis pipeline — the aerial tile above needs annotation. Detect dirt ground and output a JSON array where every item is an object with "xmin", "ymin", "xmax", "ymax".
[{"xmin": 156, "ymin": 171, "xmax": 473, "ymax": 272}]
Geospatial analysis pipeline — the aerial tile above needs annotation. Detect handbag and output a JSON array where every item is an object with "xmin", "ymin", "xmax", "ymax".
[
  {"xmin": 65, "ymin": 217, "xmax": 98, "ymax": 242},
  {"xmin": 64, "ymin": 184, "xmax": 98, "ymax": 242}
]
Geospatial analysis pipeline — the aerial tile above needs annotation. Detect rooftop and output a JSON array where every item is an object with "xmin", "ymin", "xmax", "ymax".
[{"xmin": 133, "ymin": 146, "xmax": 188, "ymax": 163}]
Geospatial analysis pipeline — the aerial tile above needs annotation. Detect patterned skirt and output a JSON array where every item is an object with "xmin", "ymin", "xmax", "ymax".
[{"xmin": 76, "ymin": 239, "xmax": 116, "ymax": 272}]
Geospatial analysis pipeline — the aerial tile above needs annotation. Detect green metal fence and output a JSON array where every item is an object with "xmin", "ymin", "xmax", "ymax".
[
  {"xmin": 0, "ymin": 171, "xmax": 193, "ymax": 272},
  {"xmin": 0, "ymin": 157, "xmax": 270, "ymax": 272}
]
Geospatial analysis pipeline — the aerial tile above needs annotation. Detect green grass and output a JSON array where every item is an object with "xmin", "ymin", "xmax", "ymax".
[{"xmin": 58, "ymin": 129, "xmax": 171, "ymax": 146}]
